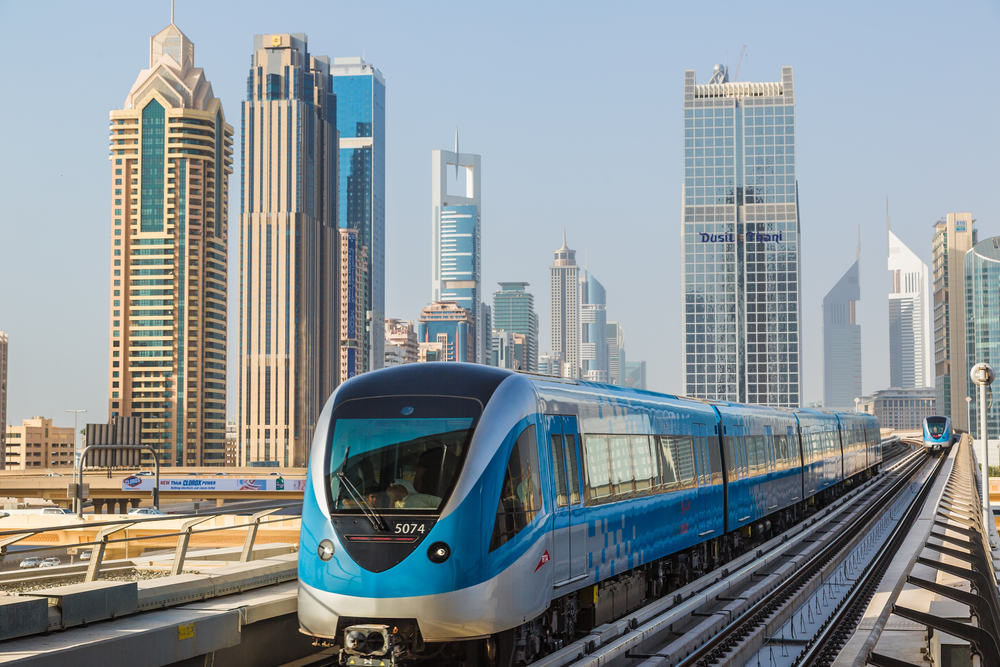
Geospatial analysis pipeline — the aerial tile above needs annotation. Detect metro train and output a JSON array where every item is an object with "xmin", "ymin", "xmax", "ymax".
[
  {"xmin": 923, "ymin": 415, "xmax": 953, "ymax": 451},
  {"xmin": 297, "ymin": 364, "xmax": 882, "ymax": 667}
]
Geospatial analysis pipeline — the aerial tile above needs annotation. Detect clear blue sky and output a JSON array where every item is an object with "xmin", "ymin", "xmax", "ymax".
[{"xmin": 1, "ymin": 0, "xmax": 998, "ymax": 429}]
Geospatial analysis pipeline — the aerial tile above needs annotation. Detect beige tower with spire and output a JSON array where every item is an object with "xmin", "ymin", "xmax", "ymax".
[
  {"xmin": 107, "ymin": 12, "xmax": 233, "ymax": 467},
  {"xmin": 550, "ymin": 231, "xmax": 580, "ymax": 379}
]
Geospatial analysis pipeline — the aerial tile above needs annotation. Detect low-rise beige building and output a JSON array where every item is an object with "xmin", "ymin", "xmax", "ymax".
[
  {"xmin": 4, "ymin": 417, "xmax": 76, "ymax": 471},
  {"xmin": 384, "ymin": 318, "xmax": 417, "ymax": 365}
]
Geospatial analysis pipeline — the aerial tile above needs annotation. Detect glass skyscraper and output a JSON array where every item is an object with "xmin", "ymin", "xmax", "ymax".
[
  {"xmin": 330, "ymin": 57, "xmax": 385, "ymax": 373},
  {"xmin": 964, "ymin": 237, "xmax": 1000, "ymax": 440},
  {"xmin": 822, "ymin": 257, "xmax": 861, "ymax": 410},
  {"xmin": 682, "ymin": 65, "xmax": 801, "ymax": 407},
  {"xmin": 492, "ymin": 282, "xmax": 538, "ymax": 372},
  {"xmin": 580, "ymin": 270, "xmax": 609, "ymax": 382},
  {"xmin": 887, "ymin": 220, "xmax": 932, "ymax": 390}
]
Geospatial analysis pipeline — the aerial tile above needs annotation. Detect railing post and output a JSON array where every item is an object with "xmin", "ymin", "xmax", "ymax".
[
  {"xmin": 171, "ymin": 516, "xmax": 213, "ymax": 576},
  {"xmin": 240, "ymin": 508, "xmax": 281, "ymax": 562},
  {"xmin": 85, "ymin": 522, "xmax": 135, "ymax": 582}
]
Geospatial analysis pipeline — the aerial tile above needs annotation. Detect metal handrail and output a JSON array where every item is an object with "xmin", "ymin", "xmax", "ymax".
[
  {"xmin": 0, "ymin": 502, "xmax": 302, "ymax": 579},
  {"xmin": 75, "ymin": 444, "xmax": 161, "ymax": 516}
]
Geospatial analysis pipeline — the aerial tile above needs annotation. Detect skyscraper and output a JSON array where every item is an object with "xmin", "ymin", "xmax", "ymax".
[
  {"xmin": 339, "ymin": 228, "xmax": 366, "ymax": 382},
  {"xmin": 418, "ymin": 302, "xmax": 475, "ymax": 362},
  {"xmin": 550, "ymin": 231, "xmax": 580, "ymax": 379},
  {"xmin": 607, "ymin": 322, "xmax": 625, "ymax": 385},
  {"xmin": 0, "ymin": 332, "xmax": 6, "ymax": 470},
  {"xmin": 965, "ymin": 237, "xmax": 1000, "ymax": 440},
  {"xmin": 580, "ymin": 270, "xmax": 609, "ymax": 382},
  {"xmin": 682, "ymin": 65, "xmax": 801, "ymax": 407},
  {"xmin": 330, "ymin": 57, "xmax": 385, "ymax": 374},
  {"xmin": 932, "ymin": 213, "xmax": 976, "ymax": 429},
  {"xmin": 108, "ymin": 17, "xmax": 233, "ymax": 466},
  {"xmin": 238, "ymin": 33, "xmax": 338, "ymax": 468},
  {"xmin": 625, "ymin": 361, "xmax": 648, "ymax": 390},
  {"xmin": 431, "ymin": 146, "xmax": 483, "ymax": 362},
  {"xmin": 822, "ymin": 253, "xmax": 861, "ymax": 410},
  {"xmin": 384, "ymin": 318, "xmax": 418, "ymax": 366},
  {"xmin": 492, "ymin": 282, "xmax": 539, "ymax": 373},
  {"xmin": 887, "ymin": 215, "xmax": 932, "ymax": 390}
]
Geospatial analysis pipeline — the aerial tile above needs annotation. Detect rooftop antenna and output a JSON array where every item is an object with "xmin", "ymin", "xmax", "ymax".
[
  {"xmin": 454, "ymin": 128, "xmax": 459, "ymax": 179},
  {"xmin": 733, "ymin": 45, "xmax": 747, "ymax": 81},
  {"xmin": 171, "ymin": 0, "xmax": 175, "ymax": 24}
]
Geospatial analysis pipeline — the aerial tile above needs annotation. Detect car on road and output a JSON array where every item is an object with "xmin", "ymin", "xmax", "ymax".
[
  {"xmin": 137, "ymin": 471, "xmax": 154, "ymax": 476},
  {"xmin": 79, "ymin": 550, "xmax": 92, "ymax": 561},
  {"xmin": 38, "ymin": 557, "xmax": 61, "ymax": 568},
  {"xmin": 19, "ymin": 557, "xmax": 41, "ymax": 568},
  {"xmin": 128, "ymin": 507, "xmax": 165, "ymax": 516},
  {"xmin": 40, "ymin": 508, "xmax": 72, "ymax": 515}
]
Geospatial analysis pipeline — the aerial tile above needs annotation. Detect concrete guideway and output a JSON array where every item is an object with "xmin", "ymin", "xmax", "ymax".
[{"xmin": 0, "ymin": 554, "xmax": 320, "ymax": 667}]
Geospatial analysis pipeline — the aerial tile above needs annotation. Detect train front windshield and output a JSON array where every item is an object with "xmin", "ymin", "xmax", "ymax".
[
  {"xmin": 327, "ymin": 395, "xmax": 480, "ymax": 513},
  {"xmin": 926, "ymin": 418, "xmax": 948, "ymax": 437}
]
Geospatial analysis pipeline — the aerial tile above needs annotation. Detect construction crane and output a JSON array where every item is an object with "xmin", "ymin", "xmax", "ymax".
[{"xmin": 733, "ymin": 45, "xmax": 747, "ymax": 81}]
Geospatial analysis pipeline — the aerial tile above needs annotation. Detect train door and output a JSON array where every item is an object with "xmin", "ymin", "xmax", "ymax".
[
  {"xmin": 788, "ymin": 426, "xmax": 801, "ymax": 503},
  {"xmin": 693, "ymin": 424, "xmax": 710, "ymax": 534},
  {"xmin": 734, "ymin": 423, "xmax": 751, "ymax": 524},
  {"xmin": 546, "ymin": 415, "xmax": 586, "ymax": 585}
]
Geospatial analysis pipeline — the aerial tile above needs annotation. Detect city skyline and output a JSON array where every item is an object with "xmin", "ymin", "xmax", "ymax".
[{"xmin": 2, "ymin": 2, "xmax": 998, "ymax": 428}]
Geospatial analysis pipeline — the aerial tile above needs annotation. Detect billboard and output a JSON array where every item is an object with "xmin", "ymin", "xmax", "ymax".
[{"xmin": 121, "ymin": 476, "xmax": 307, "ymax": 492}]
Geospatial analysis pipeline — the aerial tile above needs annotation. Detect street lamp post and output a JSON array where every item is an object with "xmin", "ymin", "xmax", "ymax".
[
  {"xmin": 66, "ymin": 409, "xmax": 86, "ymax": 514},
  {"xmin": 854, "ymin": 397, "xmax": 861, "ymax": 413},
  {"xmin": 966, "ymin": 395, "xmax": 973, "ymax": 438}
]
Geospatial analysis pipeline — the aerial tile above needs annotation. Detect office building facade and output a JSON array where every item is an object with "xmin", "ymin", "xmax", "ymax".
[
  {"xmin": 539, "ymin": 353, "xmax": 564, "ymax": 378},
  {"xmin": 0, "ymin": 332, "xmax": 6, "ymax": 470},
  {"xmin": 339, "ymin": 228, "xmax": 367, "ymax": 382},
  {"xmin": 607, "ymin": 322, "xmax": 625, "ymax": 385},
  {"xmin": 384, "ymin": 318, "xmax": 418, "ymax": 366},
  {"xmin": 580, "ymin": 270, "xmax": 609, "ymax": 382},
  {"xmin": 492, "ymin": 282, "xmax": 538, "ymax": 373},
  {"xmin": 492, "ymin": 329, "xmax": 516, "ymax": 369},
  {"xmin": 822, "ymin": 258, "xmax": 861, "ymax": 410},
  {"xmin": 330, "ymin": 57, "xmax": 385, "ymax": 374},
  {"xmin": 870, "ymin": 387, "xmax": 936, "ymax": 432},
  {"xmin": 682, "ymin": 66, "xmax": 801, "ymax": 407},
  {"xmin": 550, "ymin": 232, "xmax": 580, "ymax": 378},
  {"xmin": 965, "ymin": 237, "xmax": 1000, "ymax": 440},
  {"xmin": 625, "ymin": 361, "xmax": 647, "ymax": 390},
  {"xmin": 238, "ymin": 33, "xmax": 338, "ymax": 468},
  {"xmin": 431, "ymin": 149, "xmax": 483, "ymax": 362},
  {"xmin": 108, "ymin": 19, "xmax": 233, "ymax": 466},
  {"xmin": 4, "ymin": 417, "xmax": 76, "ymax": 471},
  {"xmin": 417, "ymin": 302, "xmax": 474, "ymax": 363},
  {"xmin": 888, "ymin": 226, "xmax": 933, "ymax": 389},
  {"xmin": 932, "ymin": 213, "xmax": 975, "ymax": 430}
]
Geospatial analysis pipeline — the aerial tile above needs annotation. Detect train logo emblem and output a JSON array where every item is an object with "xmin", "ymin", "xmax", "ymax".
[{"xmin": 534, "ymin": 550, "xmax": 550, "ymax": 572}]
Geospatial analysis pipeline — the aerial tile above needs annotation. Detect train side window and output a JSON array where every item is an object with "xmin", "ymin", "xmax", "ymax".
[
  {"xmin": 550, "ymin": 435, "xmax": 568, "ymax": 508},
  {"xmin": 609, "ymin": 435, "xmax": 634, "ymax": 496},
  {"xmin": 565, "ymin": 435, "xmax": 581, "ymax": 505},
  {"xmin": 583, "ymin": 435, "xmax": 612, "ymax": 501},
  {"xmin": 631, "ymin": 435, "xmax": 657, "ymax": 491},
  {"xmin": 745, "ymin": 436, "xmax": 758, "ymax": 475},
  {"xmin": 675, "ymin": 436, "xmax": 697, "ymax": 489},
  {"xmin": 722, "ymin": 435, "xmax": 739, "ymax": 481},
  {"xmin": 706, "ymin": 433, "xmax": 723, "ymax": 485},
  {"xmin": 657, "ymin": 435, "xmax": 680, "ymax": 490},
  {"xmin": 490, "ymin": 425, "xmax": 541, "ymax": 552}
]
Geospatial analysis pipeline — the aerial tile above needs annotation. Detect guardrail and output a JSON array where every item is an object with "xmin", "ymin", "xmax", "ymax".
[{"xmin": 0, "ymin": 502, "xmax": 301, "ymax": 582}]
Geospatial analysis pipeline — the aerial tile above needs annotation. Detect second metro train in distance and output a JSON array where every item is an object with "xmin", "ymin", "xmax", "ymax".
[
  {"xmin": 297, "ymin": 363, "xmax": 883, "ymax": 667},
  {"xmin": 923, "ymin": 415, "xmax": 953, "ymax": 451}
]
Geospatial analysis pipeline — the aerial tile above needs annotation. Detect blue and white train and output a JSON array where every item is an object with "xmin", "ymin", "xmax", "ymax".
[
  {"xmin": 922, "ymin": 416, "xmax": 953, "ymax": 451},
  {"xmin": 297, "ymin": 364, "xmax": 882, "ymax": 667}
]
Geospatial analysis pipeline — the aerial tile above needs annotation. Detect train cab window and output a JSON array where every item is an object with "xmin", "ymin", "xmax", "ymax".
[
  {"xmin": 490, "ymin": 425, "xmax": 542, "ymax": 552},
  {"xmin": 584, "ymin": 435, "xmax": 612, "ymax": 500},
  {"xmin": 631, "ymin": 435, "xmax": 658, "ymax": 491},
  {"xmin": 551, "ymin": 433, "xmax": 581, "ymax": 507},
  {"xmin": 609, "ymin": 435, "xmax": 635, "ymax": 495}
]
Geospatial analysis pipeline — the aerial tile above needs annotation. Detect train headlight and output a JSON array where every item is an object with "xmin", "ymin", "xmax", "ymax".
[
  {"xmin": 427, "ymin": 541, "xmax": 451, "ymax": 563},
  {"xmin": 344, "ymin": 630, "xmax": 365, "ymax": 653},
  {"xmin": 318, "ymin": 539, "xmax": 335, "ymax": 561}
]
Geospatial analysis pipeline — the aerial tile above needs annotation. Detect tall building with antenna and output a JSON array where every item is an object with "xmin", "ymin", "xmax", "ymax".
[
  {"xmin": 822, "ymin": 238, "xmax": 861, "ymax": 410},
  {"xmin": 550, "ymin": 231, "xmax": 580, "ymax": 379},
  {"xmin": 886, "ymin": 203, "xmax": 932, "ymax": 390},
  {"xmin": 107, "ymin": 9, "xmax": 233, "ymax": 466},
  {"xmin": 681, "ymin": 65, "xmax": 801, "ymax": 406},
  {"xmin": 431, "ymin": 139, "xmax": 485, "ymax": 362}
]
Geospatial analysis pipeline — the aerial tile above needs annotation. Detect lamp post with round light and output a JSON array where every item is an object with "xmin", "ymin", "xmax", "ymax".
[{"xmin": 854, "ymin": 397, "xmax": 860, "ymax": 413}]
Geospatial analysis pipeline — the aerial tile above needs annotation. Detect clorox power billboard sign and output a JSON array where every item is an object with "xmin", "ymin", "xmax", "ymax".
[{"xmin": 120, "ymin": 477, "xmax": 307, "ymax": 492}]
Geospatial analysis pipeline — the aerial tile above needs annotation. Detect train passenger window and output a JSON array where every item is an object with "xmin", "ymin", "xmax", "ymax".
[
  {"xmin": 550, "ymin": 435, "xmax": 568, "ymax": 508},
  {"xmin": 774, "ymin": 435, "xmax": 787, "ymax": 470},
  {"xmin": 674, "ymin": 436, "xmax": 697, "ymax": 489},
  {"xmin": 722, "ymin": 436, "xmax": 739, "ymax": 481},
  {"xmin": 706, "ymin": 434, "xmax": 723, "ymax": 485},
  {"xmin": 565, "ymin": 435, "xmax": 581, "ymax": 505},
  {"xmin": 745, "ymin": 436, "xmax": 758, "ymax": 475},
  {"xmin": 755, "ymin": 436, "xmax": 766, "ymax": 474},
  {"xmin": 583, "ymin": 435, "xmax": 612, "ymax": 500},
  {"xmin": 631, "ymin": 435, "xmax": 657, "ymax": 491},
  {"xmin": 657, "ymin": 435, "xmax": 680, "ymax": 490},
  {"xmin": 609, "ymin": 435, "xmax": 634, "ymax": 495},
  {"xmin": 490, "ymin": 425, "xmax": 541, "ymax": 552}
]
